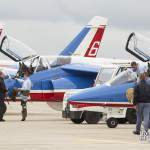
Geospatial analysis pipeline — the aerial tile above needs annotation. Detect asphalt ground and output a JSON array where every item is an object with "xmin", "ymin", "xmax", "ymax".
[{"xmin": 0, "ymin": 102, "xmax": 150, "ymax": 150}]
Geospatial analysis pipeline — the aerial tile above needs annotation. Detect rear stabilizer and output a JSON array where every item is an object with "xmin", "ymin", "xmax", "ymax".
[{"xmin": 60, "ymin": 16, "xmax": 108, "ymax": 58}]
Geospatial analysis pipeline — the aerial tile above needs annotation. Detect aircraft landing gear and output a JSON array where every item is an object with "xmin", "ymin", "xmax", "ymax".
[
  {"xmin": 126, "ymin": 108, "xmax": 136, "ymax": 124},
  {"xmin": 106, "ymin": 117, "xmax": 118, "ymax": 128},
  {"xmin": 117, "ymin": 118, "xmax": 127, "ymax": 124},
  {"xmin": 84, "ymin": 111, "xmax": 103, "ymax": 124},
  {"xmin": 71, "ymin": 118, "xmax": 84, "ymax": 124}
]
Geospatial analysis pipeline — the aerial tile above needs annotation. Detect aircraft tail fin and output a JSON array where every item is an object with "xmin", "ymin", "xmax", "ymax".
[{"xmin": 60, "ymin": 16, "xmax": 108, "ymax": 57}]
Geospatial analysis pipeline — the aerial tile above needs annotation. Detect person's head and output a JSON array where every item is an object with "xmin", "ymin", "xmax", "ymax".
[
  {"xmin": 131, "ymin": 61, "xmax": 138, "ymax": 71},
  {"xmin": 139, "ymin": 73, "xmax": 146, "ymax": 81},
  {"xmin": 23, "ymin": 71, "xmax": 30, "ymax": 79},
  {"xmin": 0, "ymin": 71, "xmax": 5, "ymax": 78}
]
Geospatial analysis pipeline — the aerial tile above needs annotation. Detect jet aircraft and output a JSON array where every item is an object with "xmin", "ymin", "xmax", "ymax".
[
  {"xmin": 67, "ymin": 32, "xmax": 150, "ymax": 124},
  {"xmin": 0, "ymin": 16, "xmax": 109, "ymax": 111},
  {"xmin": 0, "ymin": 17, "xmax": 136, "ymax": 111}
]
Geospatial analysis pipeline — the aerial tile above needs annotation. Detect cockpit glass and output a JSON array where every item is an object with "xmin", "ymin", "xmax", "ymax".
[
  {"xmin": 24, "ymin": 56, "xmax": 49, "ymax": 73},
  {"xmin": 96, "ymin": 68, "xmax": 116, "ymax": 84},
  {"xmin": 0, "ymin": 36, "xmax": 37, "ymax": 61},
  {"xmin": 108, "ymin": 69, "xmax": 137, "ymax": 86},
  {"xmin": 126, "ymin": 33, "xmax": 150, "ymax": 62}
]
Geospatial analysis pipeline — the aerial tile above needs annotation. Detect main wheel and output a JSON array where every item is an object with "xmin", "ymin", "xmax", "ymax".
[
  {"xmin": 106, "ymin": 117, "xmax": 118, "ymax": 128},
  {"xmin": 84, "ymin": 111, "xmax": 103, "ymax": 124},
  {"xmin": 71, "ymin": 118, "xmax": 84, "ymax": 124},
  {"xmin": 117, "ymin": 118, "xmax": 127, "ymax": 124},
  {"xmin": 126, "ymin": 108, "xmax": 136, "ymax": 124}
]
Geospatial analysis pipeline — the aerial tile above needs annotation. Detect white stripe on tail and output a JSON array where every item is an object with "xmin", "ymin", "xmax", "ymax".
[{"xmin": 72, "ymin": 16, "xmax": 108, "ymax": 57}]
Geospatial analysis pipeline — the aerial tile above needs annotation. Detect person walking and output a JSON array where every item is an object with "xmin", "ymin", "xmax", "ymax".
[
  {"xmin": 0, "ymin": 71, "xmax": 7, "ymax": 121},
  {"xmin": 133, "ymin": 73, "xmax": 150, "ymax": 135}
]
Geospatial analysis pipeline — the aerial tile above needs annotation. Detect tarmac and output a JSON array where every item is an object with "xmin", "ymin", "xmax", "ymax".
[{"xmin": 0, "ymin": 102, "xmax": 150, "ymax": 150}]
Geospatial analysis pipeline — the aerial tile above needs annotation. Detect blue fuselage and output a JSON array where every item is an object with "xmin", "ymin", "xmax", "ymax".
[{"xmin": 5, "ymin": 66, "xmax": 97, "ymax": 102}]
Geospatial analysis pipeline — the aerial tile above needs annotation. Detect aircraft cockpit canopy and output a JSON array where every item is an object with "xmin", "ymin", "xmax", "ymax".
[
  {"xmin": 0, "ymin": 35, "xmax": 50, "ymax": 76},
  {"xmin": 95, "ymin": 68, "xmax": 116, "ymax": 85},
  {"xmin": 0, "ymin": 35, "xmax": 37, "ymax": 62},
  {"xmin": 26, "ymin": 56, "xmax": 50, "ymax": 72},
  {"xmin": 108, "ymin": 69, "xmax": 137, "ymax": 86},
  {"xmin": 126, "ymin": 32, "xmax": 150, "ymax": 62},
  {"xmin": 16, "ymin": 56, "xmax": 50, "ymax": 77}
]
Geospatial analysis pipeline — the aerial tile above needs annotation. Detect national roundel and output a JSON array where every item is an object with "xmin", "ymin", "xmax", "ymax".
[{"xmin": 126, "ymin": 88, "xmax": 134, "ymax": 103}]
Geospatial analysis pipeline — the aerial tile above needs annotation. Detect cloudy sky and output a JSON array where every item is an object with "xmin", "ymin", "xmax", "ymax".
[{"xmin": 0, "ymin": 0, "xmax": 150, "ymax": 59}]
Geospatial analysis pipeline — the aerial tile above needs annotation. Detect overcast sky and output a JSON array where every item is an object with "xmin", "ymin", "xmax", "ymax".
[{"xmin": 0, "ymin": 0, "xmax": 150, "ymax": 59}]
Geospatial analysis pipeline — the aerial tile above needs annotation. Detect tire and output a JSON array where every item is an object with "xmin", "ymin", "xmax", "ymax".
[
  {"xmin": 84, "ymin": 111, "xmax": 103, "ymax": 124},
  {"xmin": 126, "ymin": 108, "xmax": 136, "ymax": 124},
  {"xmin": 117, "ymin": 118, "xmax": 127, "ymax": 124},
  {"xmin": 71, "ymin": 118, "xmax": 84, "ymax": 124},
  {"xmin": 106, "ymin": 117, "xmax": 118, "ymax": 128}
]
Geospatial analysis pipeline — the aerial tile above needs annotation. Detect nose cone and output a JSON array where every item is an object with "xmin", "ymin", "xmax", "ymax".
[{"xmin": 68, "ymin": 82, "xmax": 135, "ymax": 104}]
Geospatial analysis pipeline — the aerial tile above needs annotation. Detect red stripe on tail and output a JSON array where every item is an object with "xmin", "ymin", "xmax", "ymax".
[{"xmin": 84, "ymin": 27, "xmax": 105, "ymax": 57}]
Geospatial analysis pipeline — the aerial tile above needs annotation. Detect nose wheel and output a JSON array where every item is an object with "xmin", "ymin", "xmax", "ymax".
[{"xmin": 106, "ymin": 117, "xmax": 118, "ymax": 128}]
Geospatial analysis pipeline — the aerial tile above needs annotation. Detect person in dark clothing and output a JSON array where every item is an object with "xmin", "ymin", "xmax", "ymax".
[
  {"xmin": 133, "ymin": 73, "xmax": 150, "ymax": 135},
  {"xmin": 0, "ymin": 71, "xmax": 7, "ymax": 121}
]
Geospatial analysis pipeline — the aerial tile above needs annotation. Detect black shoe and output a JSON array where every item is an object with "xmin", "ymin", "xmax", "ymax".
[
  {"xmin": 133, "ymin": 130, "xmax": 140, "ymax": 135},
  {"xmin": 21, "ymin": 118, "xmax": 26, "ymax": 121},
  {"xmin": 0, "ymin": 119, "xmax": 5, "ymax": 122}
]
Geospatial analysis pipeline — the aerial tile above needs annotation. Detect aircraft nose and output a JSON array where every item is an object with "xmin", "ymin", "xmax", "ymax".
[
  {"xmin": 68, "ymin": 82, "xmax": 135, "ymax": 103},
  {"xmin": 68, "ymin": 85, "xmax": 109, "ymax": 102}
]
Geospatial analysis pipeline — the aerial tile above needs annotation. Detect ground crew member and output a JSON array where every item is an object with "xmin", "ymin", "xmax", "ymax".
[
  {"xmin": 16, "ymin": 71, "xmax": 32, "ymax": 121},
  {"xmin": 131, "ymin": 61, "xmax": 148, "ymax": 75},
  {"xmin": 0, "ymin": 71, "xmax": 7, "ymax": 122},
  {"xmin": 133, "ymin": 73, "xmax": 150, "ymax": 135}
]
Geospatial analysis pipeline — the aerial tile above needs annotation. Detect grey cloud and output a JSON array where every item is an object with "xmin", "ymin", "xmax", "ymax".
[
  {"xmin": 0, "ymin": 0, "xmax": 150, "ymax": 29},
  {"xmin": 2, "ymin": 19, "xmax": 145, "ymax": 60},
  {"xmin": 58, "ymin": 0, "xmax": 150, "ymax": 30},
  {"xmin": 0, "ymin": 0, "xmax": 150, "ymax": 60}
]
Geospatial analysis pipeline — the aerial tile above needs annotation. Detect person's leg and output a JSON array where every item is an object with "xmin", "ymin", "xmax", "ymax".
[
  {"xmin": 149, "ymin": 114, "xmax": 150, "ymax": 129},
  {"xmin": 133, "ymin": 103, "xmax": 143, "ymax": 134},
  {"xmin": 0, "ymin": 108, "xmax": 4, "ymax": 120},
  {"xmin": 0, "ymin": 102, "xmax": 3, "ymax": 120},
  {"xmin": 143, "ymin": 103, "xmax": 150, "ymax": 132},
  {"xmin": 2, "ymin": 102, "xmax": 6, "ymax": 121},
  {"xmin": 0, "ymin": 101, "xmax": 6, "ymax": 121},
  {"xmin": 21, "ymin": 101, "xmax": 27, "ymax": 121},
  {"xmin": 136, "ymin": 103, "xmax": 143, "ymax": 131}
]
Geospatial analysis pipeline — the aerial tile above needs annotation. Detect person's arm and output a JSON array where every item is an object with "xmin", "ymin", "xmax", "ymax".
[
  {"xmin": 0, "ymin": 79, "xmax": 7, "ymax": 93},
  {"xmin": 16, "ymin": 78, "xmax": 24, "ymax": 83}
]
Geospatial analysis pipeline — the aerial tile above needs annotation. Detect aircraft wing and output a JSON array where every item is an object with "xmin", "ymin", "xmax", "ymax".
[{"xmin": 61, "ymin": 63, "xmax": 100, "ymax": 75}]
